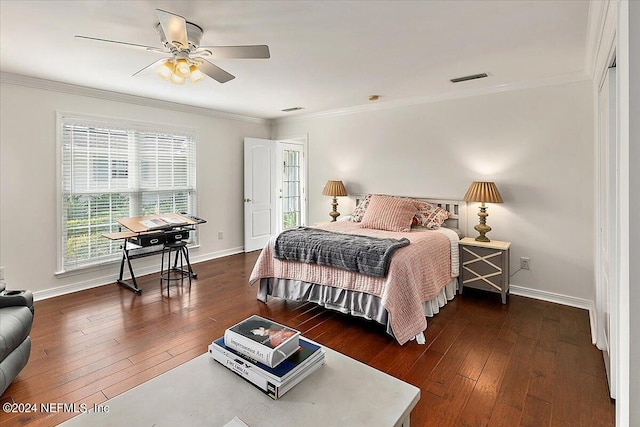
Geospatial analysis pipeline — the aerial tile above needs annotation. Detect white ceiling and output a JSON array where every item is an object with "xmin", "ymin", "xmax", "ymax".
[{"xmin": 0, "ymin": 0, "xmax": 591, "ymax": 120}]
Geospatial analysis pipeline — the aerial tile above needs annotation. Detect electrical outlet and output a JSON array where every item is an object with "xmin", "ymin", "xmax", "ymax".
[
  {"xmin": 218, "ymin": 231, "xmax": 224, "ymax": 240},
  {"xmin": 520, "ymin": 257, "xmax": 531, "ymax": 270},
  {"xmin": 0, "ymin": 267, "xmax": 4, "ymax": 280}
]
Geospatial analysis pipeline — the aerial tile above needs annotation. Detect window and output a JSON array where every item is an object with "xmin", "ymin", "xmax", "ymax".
[
  {"xmin": 281, "ymin": 148, "xmax": 302, "ymax": 230},
  {"xmin": 59, "ymin": 114, "xmax": 196, "ymax": 271},
  {"xmin": 275, "ymin": 140, "xmax": 306, "ymax": 233}
]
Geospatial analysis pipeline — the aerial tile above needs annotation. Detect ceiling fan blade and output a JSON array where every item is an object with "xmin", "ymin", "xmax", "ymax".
[
  {"xmin": 196, "ymin": 45, "xmax": 271, "ymax": 59},
  {"xmin": 199, "ymin": 60, "xmax": 235, "ymax": 83},
  {"xmin": 132, "ymin": 59, "xmax": 167, "ymax": 77},
  {"xmin": 75, "ymin": 35, "xmax": 166, "ymax": 53},
  {"xmin": 156, "ymin": 9, "xmax": 189, "ymax": 50}
]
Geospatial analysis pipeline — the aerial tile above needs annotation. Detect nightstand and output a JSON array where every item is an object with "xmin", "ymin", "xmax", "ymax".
[{"xmin": 459, "ymin": 237, "xmax": 511, "ymax": 304}]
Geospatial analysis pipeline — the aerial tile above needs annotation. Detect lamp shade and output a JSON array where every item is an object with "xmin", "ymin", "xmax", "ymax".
[
  {"xmin": 188, "ymin": 65, "xmax": 205, "ymax": 83},
  {"xmin": 156, "ymin": 60, "xmax": 174, "ymax": 80},
  {"xmin": 170, "ymin": 73, "xmax": 186, "ymax": 85},
  {"xmin": 322, "ymin": 180, "xmax": 347, "ymax": 197},
  {"xmin": 175, "ymin": 59, "xmax": 191, "ymax": 77},
  {"xmin": 463, "ymin": 181, "xmax": 503, "ymax": 204}
]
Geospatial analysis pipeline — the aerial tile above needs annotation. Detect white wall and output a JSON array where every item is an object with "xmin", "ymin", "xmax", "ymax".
[
  {"xmin": 0, "ymin": 81, "xmax": 270, "ymax": 296},
  {"xmin": 0, "ymin": 78, "xmax": 598, "ymax": 307},
  {"xmin": 273, "ymin": 81, "xmax": 595, "ymax": 302},
  {"xmin": 627, "ymin": 1, "xmax": 639, "ymax": 424}
]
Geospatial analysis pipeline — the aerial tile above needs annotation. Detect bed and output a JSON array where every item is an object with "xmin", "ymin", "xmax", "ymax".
[{"xmin": 249, "ymin": 195, "xmax": 467, "ymax": 345}]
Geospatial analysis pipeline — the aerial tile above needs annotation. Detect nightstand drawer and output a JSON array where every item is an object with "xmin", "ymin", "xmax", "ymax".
[{"xmin": 459, "ymin": 238, "xmax": 511, "ymax": 304}]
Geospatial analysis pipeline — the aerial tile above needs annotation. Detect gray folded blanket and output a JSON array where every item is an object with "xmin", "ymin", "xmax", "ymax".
[{"xmin": 274, "ymin": 227, "xmax": 410, "ymax": 277}]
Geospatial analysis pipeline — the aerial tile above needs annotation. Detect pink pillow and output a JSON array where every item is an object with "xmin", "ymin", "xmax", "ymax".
[
  {"xmin": 350, "ymin": 194, "xmax": 372, "ymax": 222},
  {"xmin": 412, "ymin": 202, "xmax": 451, "ymax": 230},
  {"xmin": 360, "ymin": 195, "xmax": 418, "ymax": 232}
]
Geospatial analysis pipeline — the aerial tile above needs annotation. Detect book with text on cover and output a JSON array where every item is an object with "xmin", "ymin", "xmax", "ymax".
[
  {"xmin": 208, "ymin": 342, "xmax": 325, "ymax": 400},
  {"xmin": 211, "ymin": 336, "xmax": 323, "ymax": 384},
  {"xmin": 224, "ymin": 315, "xmax": 300, "ymax": 368}
]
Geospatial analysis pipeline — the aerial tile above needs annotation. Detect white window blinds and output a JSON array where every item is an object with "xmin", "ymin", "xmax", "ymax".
[{"xmin": 60, "ymin": 115, "xmax": 196, "ymax": 271}]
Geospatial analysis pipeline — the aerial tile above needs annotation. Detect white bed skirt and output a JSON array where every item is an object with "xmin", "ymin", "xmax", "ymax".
[{"xmin": 257, "ymin": 277, "xmax": 457, "ymax": 342}]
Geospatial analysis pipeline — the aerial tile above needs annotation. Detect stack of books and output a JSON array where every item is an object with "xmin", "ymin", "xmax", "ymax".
[{"xmin": 208, "ymin": 315, "xmax": 325, "ymax": 400}]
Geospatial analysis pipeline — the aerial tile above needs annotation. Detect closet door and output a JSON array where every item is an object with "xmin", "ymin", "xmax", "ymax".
[{"xmin": 596, "ymin": 66, "xmax": 617, "ymax": 398}]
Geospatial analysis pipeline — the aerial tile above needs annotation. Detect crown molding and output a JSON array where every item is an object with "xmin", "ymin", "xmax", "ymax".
[
  {"xmin": 0, "ymin": 72, "xmax": 269, "ymax": 125},
  {"xmin": 584, "ymin": 0, "xmax": 609, "ymax": 79},
  {"xmin": 274, "ymin": 71, "xmax": 590, "ymax": 124},
  {"xmin": 584, "ymin": 0, "xmax": 617, "ymax": 82},
  {"xmin": 1, "ymin": 70, "xmax": 591, "ymax": 127}
]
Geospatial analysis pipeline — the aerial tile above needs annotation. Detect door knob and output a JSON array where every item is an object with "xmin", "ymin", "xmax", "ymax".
[{"xmin": 244, "ymin": 198, "xmax": 251, "ymax": 202}]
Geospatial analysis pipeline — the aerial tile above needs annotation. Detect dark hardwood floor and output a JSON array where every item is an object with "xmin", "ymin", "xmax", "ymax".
[{"xmin": 1, "ymin": 251, "xmax": 614, "ymax": 426}]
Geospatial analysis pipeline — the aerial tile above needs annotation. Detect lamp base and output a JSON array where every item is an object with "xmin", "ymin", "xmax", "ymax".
[
  {"xmin": 474, "ymin": 205, "xmax": 492, "ymax": 242},
  {"xmin": 474, "ymin": 233, "xmax": 491, "ymax": 243},
  {"xmin": 329, "ymin": 197, "xmax": 340, "ymax": 222}
]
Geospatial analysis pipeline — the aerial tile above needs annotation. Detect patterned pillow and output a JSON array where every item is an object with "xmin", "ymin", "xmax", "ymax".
[
  {"xmin": 360, "ymin": 195, "xmax": 419, "ymax": 232},
  {"xmin": 350, "ymin": 194, "xmax": 372, "ymax": 222},
  {"xmin": 412, "ymin": 201, "xmax": 451, "ymax": 230}
]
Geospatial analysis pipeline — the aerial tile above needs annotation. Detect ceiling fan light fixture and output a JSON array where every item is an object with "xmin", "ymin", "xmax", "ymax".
[
  {"xmin": 156, "ymin": 60, "xmax": 174, "ymax": 80},
  {"xmin": 188, "ymin": 65, "xmax": 205, "ymax": 83},
  {"xmin": 170, "ymin": 72, "xmax": 186, "ymax": 85},
  {"xmin": 174, "ymin": 58, "xmax": 191, "ymax": 77},
  {"xmin": 78, "ymin": 10, "xmax": 270, "ymax": 85}
]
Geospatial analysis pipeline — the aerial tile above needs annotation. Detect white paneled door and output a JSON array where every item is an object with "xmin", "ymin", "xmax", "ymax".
[
  {"xmin": 243, "ymin": 138, "xmax": 276, "ymax": 252},
  {"xmin": 596, "ymin": 67, "xmax": 618, "ymax": 398}
]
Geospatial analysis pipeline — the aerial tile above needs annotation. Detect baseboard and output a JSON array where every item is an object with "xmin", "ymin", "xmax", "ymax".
[
  {"xmin": 187, "ymin": 246, "xmax": 244, "ymax": 265},
  {"xmin": 33, "ymin": 246, "xmax": 245, "ymax": 301},
  {"xmin": 509, "ymin": 285, "xmax": 597, "ymax": 344}
]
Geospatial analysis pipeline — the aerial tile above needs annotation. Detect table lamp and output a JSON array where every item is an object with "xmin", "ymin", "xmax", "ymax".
[
  {"xmin": 463, "ymin": 181, "xmax": 503, "ymax": 242},
  {"xmin": 322, "ymin": 180, "xmax": 348, "ymax": 221}
]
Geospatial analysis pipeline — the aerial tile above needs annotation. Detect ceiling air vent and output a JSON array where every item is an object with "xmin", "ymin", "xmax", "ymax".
[
  {"xmin": 281, "ymin": 106, "xmax": 305, "ymax": 112},
  {"xmin": 450, "ymin": 73, "xmax": 488, "ymax": 83}
]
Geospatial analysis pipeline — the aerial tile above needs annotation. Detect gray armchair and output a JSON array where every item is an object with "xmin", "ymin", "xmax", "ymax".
[{"xmin": 0, "ymin": 283, "xmax": 33, "ymax": 396}]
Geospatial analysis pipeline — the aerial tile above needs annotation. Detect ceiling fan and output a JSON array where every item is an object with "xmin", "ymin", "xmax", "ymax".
[{"xmin": 76, "ymin": 9, "xmax": 270, "ymax": 85}]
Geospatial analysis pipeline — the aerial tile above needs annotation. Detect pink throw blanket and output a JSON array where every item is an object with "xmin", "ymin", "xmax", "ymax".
[{"xmin": 249, "ymin": 221, "xmax": 454, "ymax": 344}]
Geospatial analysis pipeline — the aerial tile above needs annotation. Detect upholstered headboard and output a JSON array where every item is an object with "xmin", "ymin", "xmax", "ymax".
[{"xmin": 353, "ymin": 194, "xmax": 467, "ymax": 232}]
